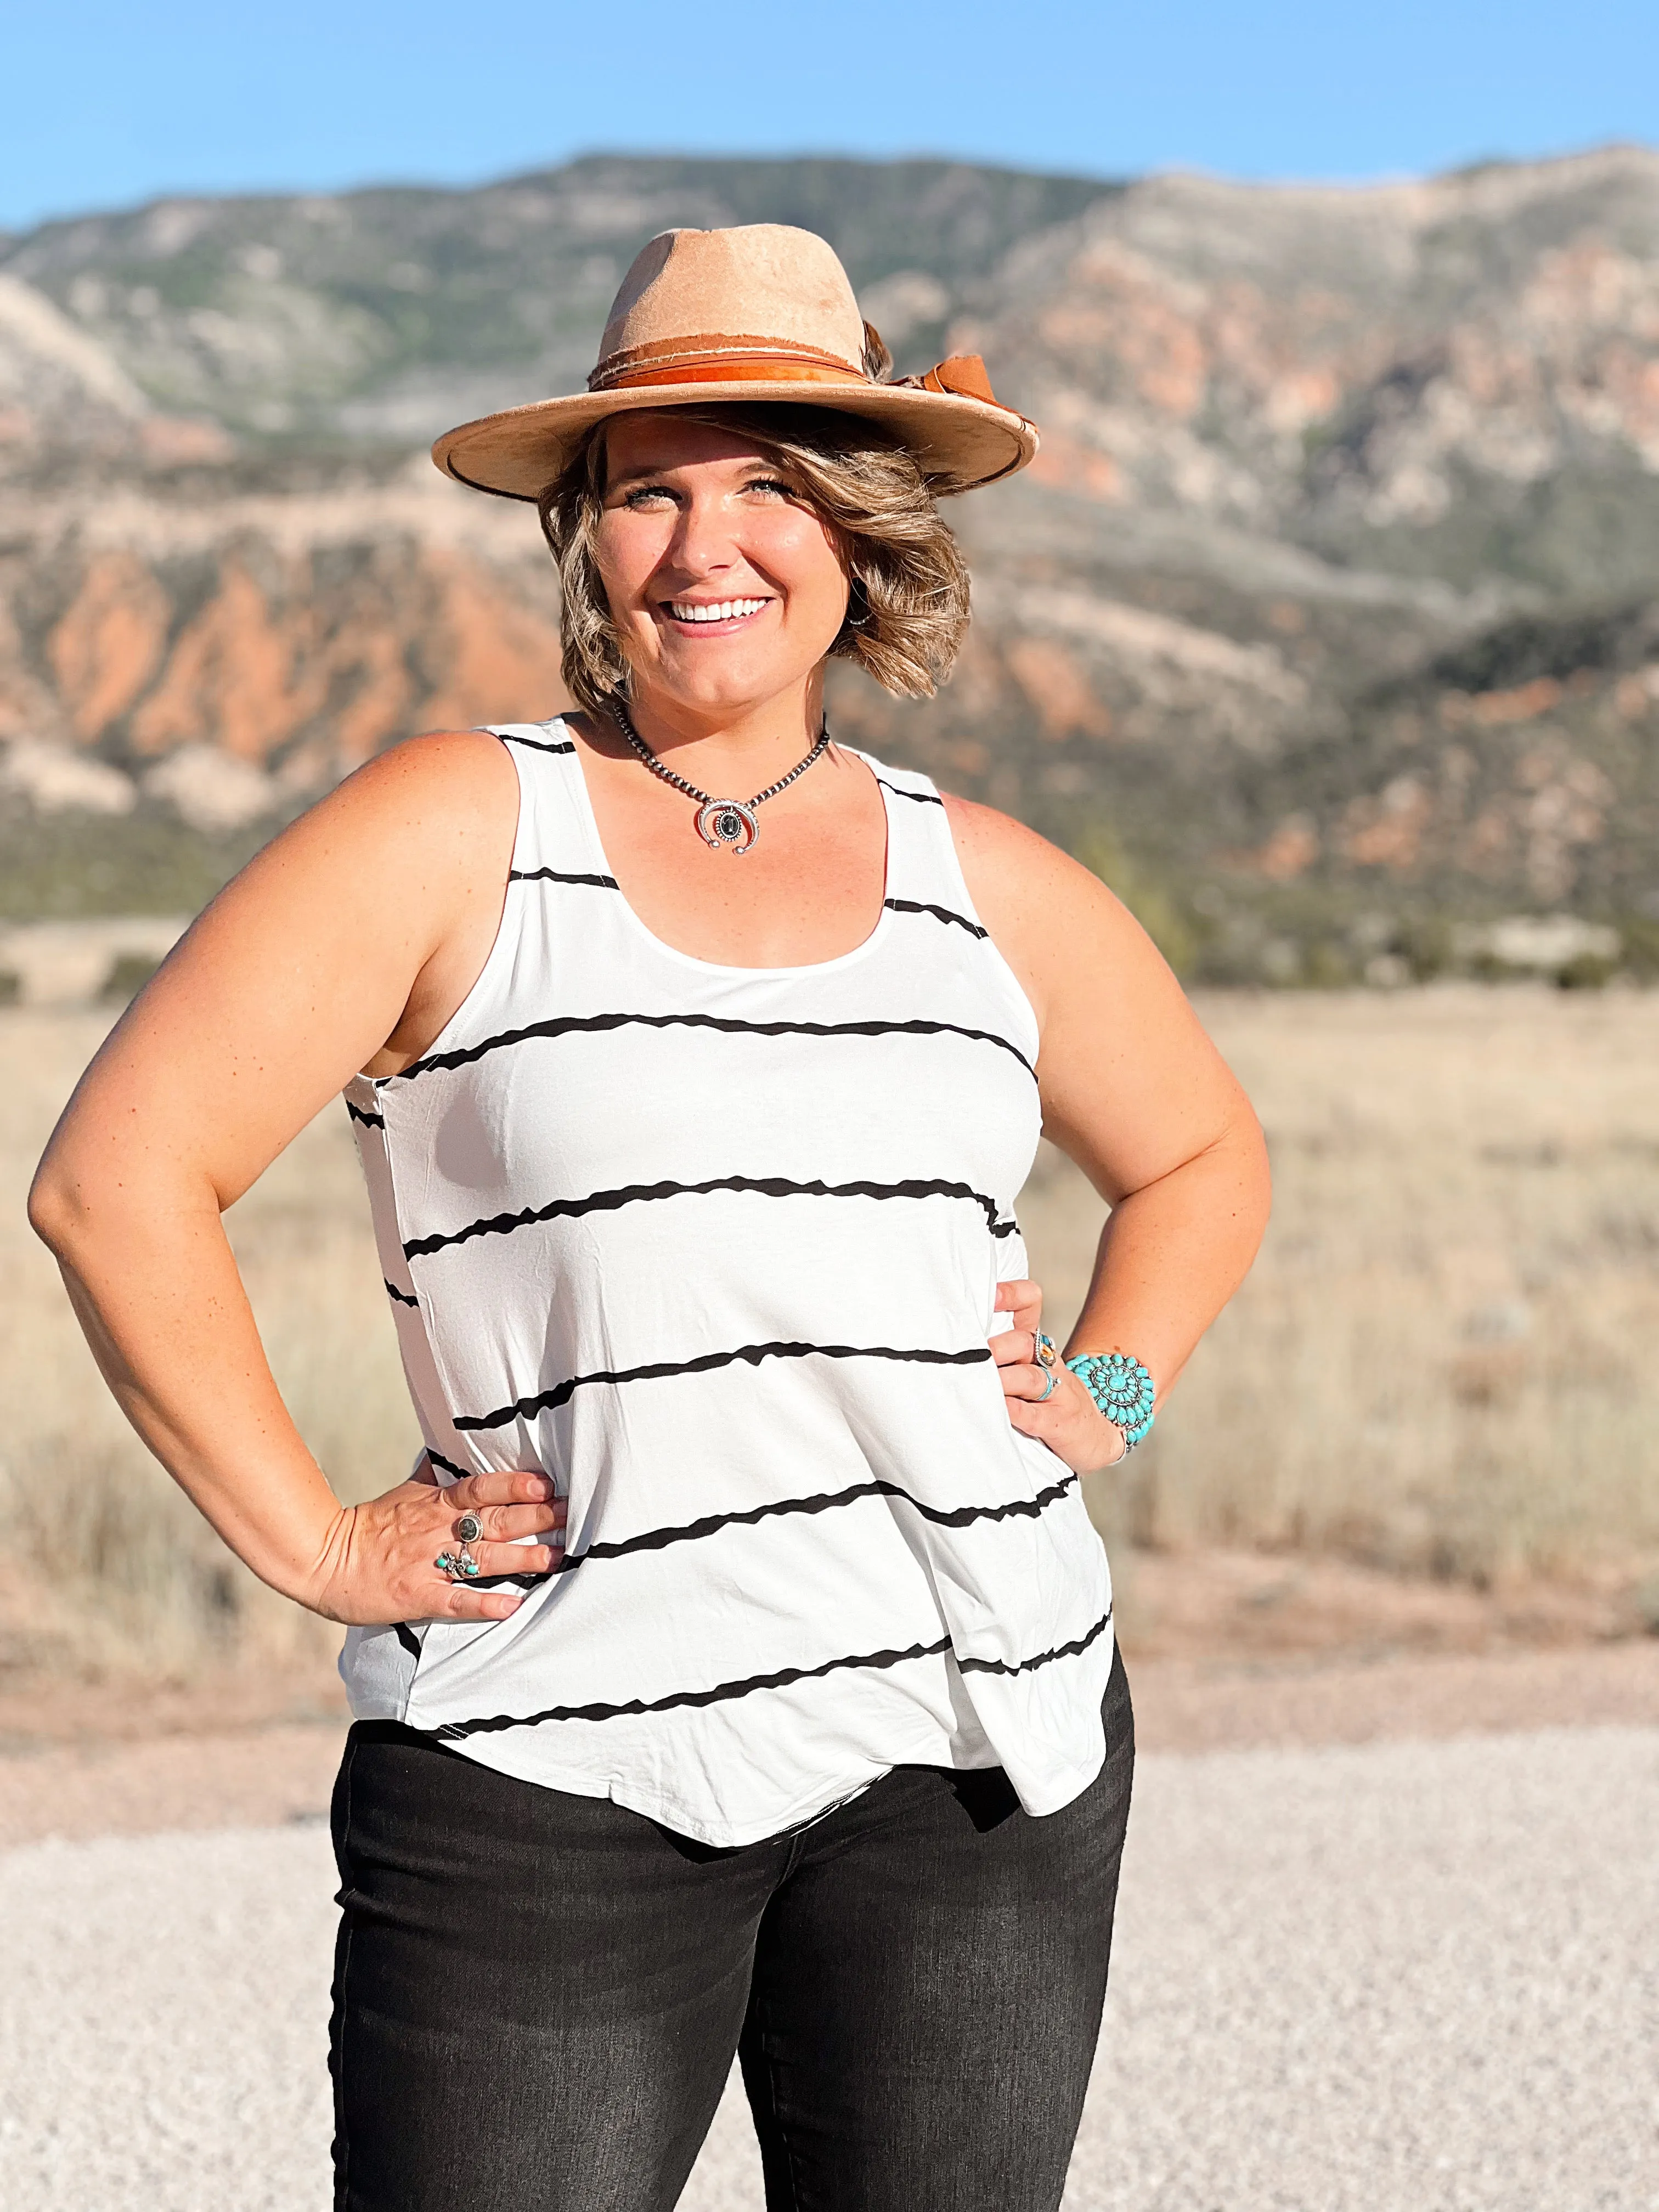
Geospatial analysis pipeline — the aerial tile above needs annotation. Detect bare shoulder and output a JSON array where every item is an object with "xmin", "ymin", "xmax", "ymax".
[
  {"xmin": 940, "ymin": 792, "xmax": 1158, "ymax": 1024},
  {"xmin": 145, "ymin": 726, "xmax": 520, "ymax": 1084},
  {"xmin": 941, "ymin": 789, "xmax": 1115, "ymax": 901},
  {"xmin": 939, "ymin": 794, "xmax": 1248, "ymax": 1195},
  {"xmin": 32, "ymin": 729, "xmax": 524, "ymax": 1203},
  {"xmin": 303, "ymin": 727, "xmax": 517, "ymax": 846},
  {"xmin": 206, "ymin": 727, "xmax": 517, "ymax": 927}
]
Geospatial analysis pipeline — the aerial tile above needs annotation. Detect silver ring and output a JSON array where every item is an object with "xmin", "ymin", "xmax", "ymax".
[
  {"xmin": 434, "ymin": 1544, "xmax": 481, "ymax": 1582},
  {"xmin": 454, "ymin": 1511, "xmax": 483, "ymax": 1545},
  {"xmin": 1034, "ymin": 1330, "xmax": 1058, "ymax": 1371}
]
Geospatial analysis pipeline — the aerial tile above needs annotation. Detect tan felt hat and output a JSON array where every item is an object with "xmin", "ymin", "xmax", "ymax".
[{"xmin": 432, "ymin": 223, "xmax": 1038, "ymax": 501}]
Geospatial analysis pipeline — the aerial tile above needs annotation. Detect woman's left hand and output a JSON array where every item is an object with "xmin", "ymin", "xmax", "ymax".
[{"xmin": 991, "ymin": 1279, "xmax": 1127, "ymax": 1474}]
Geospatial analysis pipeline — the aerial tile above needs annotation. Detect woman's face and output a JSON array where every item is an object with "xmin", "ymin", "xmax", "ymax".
[{"xmin": 592, "ymin": 413, "xmax": 851, "ymax": 724}]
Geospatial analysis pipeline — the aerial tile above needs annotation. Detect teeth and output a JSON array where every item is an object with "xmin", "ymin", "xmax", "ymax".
[{"xmin": 669, "ymin": 598, "xmax": 768, "ymax": 623}]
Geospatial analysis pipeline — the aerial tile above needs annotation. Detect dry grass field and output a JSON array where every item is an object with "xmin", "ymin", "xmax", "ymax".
[
  {"xmin": 1040, "ymin": 989, "xmax": 1659, "ymax": 1593},
  {"xmin": 3, "ymin": 985, "xmax": 1656, "ymax": 1701}
]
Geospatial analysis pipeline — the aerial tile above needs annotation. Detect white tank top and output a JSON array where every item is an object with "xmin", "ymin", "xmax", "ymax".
[{"xmin": 340, "ymin": 721, "xmax": 1114, "ymax": 1847}]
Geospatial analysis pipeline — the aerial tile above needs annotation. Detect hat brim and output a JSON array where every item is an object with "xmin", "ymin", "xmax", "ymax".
[{"xmin": 431, "ymin": 380, "xmax": 1038, "ymax": 501}]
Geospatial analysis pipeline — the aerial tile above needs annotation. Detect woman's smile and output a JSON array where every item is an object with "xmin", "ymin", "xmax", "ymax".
[{"xmin": 660, "ymin": 593, "xmax": 776, "ymax": 634}]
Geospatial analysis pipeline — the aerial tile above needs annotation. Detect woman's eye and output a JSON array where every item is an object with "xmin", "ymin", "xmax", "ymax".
[
  {"xmin": 622, "ymin": 486, "xmax": 676, "ymax": 509},
  {"xmin": 744, "ymin": 478, "xmax": 795, "ymax": 499}
]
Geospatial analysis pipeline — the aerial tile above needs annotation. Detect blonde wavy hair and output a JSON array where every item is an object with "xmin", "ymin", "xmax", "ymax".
[{"xmin": 537, "ymin": 402, "xmax": 972, "ymax": 715}]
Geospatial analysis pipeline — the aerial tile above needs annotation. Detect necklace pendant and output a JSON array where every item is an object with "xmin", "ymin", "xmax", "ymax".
[{"xmin": 695, "ymin": 799, "xmax": 760, "ymax": 854}]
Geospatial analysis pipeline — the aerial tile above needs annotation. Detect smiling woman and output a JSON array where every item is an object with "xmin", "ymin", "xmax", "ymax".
[
  {"xmin": 542, "ymin": 405, "xmax": 970, "ymax": 859},
  {"xmin": 30, "ymin": 223, "xmax": 1270, "ymax": 2211},
  {"xmin": 541, "ymin": 402, "xmax": 972, "ymax": 718}
]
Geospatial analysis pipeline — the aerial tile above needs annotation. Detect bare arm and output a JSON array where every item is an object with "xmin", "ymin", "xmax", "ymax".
[
  {"xmin": 946, "ymin": 795, "xmax": 1271, "ymax": 1469},
  {"xmin": 28, "ymin": 731, "xmax": 563, "ymax": 1624}
]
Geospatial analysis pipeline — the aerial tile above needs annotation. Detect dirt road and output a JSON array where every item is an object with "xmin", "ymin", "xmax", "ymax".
[{"xmin": 4, "ymin": 1717, "xmax": 1654, "ymax": 2211}]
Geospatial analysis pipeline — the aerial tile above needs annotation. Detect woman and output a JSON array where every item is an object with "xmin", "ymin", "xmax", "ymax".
[{"xmin": 32, "ymin": 225, "xmax": 1269, "ymax": 2211}]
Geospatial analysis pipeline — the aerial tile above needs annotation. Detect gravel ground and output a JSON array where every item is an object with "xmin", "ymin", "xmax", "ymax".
[{"xmin": 3, "ymin": 1727, "xmax": 1655, "ymax": 2212}]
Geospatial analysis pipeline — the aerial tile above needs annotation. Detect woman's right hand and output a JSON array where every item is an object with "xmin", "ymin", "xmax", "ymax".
[{"xmin": 302, "ymin": 1466, "xmax": 567, "ymax": 1626}]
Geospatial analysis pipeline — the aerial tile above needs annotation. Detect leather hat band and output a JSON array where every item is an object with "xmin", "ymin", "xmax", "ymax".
[
  {"xmin": 589, "ymin": 345, "xmax": 1010, "ymax": 414},
  {"xmin": 590, "ymin": 331, "xmax": 861, "ymax": 390},
  {"xmin": 592, "ymin": 355, "xmax": 871, "ymax": 393}
]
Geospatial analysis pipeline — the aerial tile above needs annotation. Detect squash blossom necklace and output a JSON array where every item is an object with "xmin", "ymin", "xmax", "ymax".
[{"xmin": 610, "ymin": 696, "xmax": 831, "ymax": 856}]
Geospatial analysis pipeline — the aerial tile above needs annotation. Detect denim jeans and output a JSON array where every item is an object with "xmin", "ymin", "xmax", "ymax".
[{"xmin": 329, "ymin": 1646, "xmax": 1134, "ymax": 2211}]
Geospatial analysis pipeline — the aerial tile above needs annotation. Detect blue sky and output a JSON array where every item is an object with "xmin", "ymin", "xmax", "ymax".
[{"xmin": 3, "ymin": 0, "xmax": 1655, "ymax": 232}]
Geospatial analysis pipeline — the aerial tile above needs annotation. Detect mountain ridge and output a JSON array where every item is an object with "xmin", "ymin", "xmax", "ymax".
[{"xmin": 2, "ymin": 146, "xmax": 1656, "ymax": 985}]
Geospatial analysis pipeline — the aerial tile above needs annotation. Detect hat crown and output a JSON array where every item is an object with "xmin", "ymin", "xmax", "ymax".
[
  {"xmin": 432, "ymin": 222, "xmax": 1037, "ymax": 501},
  {"xmin": 594, "ymin": 225, "xmax": 868, "ymax": 381}
]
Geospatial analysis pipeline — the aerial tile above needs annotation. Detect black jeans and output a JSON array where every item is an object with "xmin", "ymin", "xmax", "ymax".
[{"xmin": 330, "ymin": 1647, "xmax": 1134, "ymax": 2211}]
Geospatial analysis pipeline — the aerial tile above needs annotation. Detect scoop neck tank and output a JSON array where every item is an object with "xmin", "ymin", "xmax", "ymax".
[{"xmin": 340, "ymin": 719, "xmax": 1115, "ymax": 1848}]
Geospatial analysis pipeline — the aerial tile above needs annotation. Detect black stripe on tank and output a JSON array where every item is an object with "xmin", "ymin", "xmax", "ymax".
[
  {"xmin": 403, "ymin": 1175, "xmax": 1017, "ymax": 1261},
  {"xmin": 384, "ymin": 1280, "xmax": 420, "ymax": 1308},
  {"xmin": 553, "ymin": 1468, "xmax": 1079, "ymax": 1576},
  {"xmin": 883, "ymin": 897, "xmax": 988, "ymax": 940},
  {"xmin": 424, "ymin": 1448, "xmax": 472, "ymax": 1481},
  {"xmin": 874, "ymin": 776, "xmax": 944, "ymax": 808},
  {"xmin": 434, "ymin": 1633, "xmax": 957, "ymax": 1737},
  {"xmin": 452, "ymin": 1340, "xmax": 994, "ymax": 1433},
  {"xmin": 500, "ymin": 731, "xmax": 575, "ymax": 755},
  {"xmin": 431, "ymin": 1601, "xmax": 1111, "ymax": 1739},
  {"xmin": 394, "ymin": 1012, "xmax": 1035, "ymax": 1085},
  {"xmin": 509, "ymin": 868, "xmax": 620, "ymax": 889},
  {"xmin": 346, "ymin": 1099, "xmax": 384, "ymax": 1130},
  {"xmin": 958, "ymin": 1606, "xmax": 1113, "ymax": 1677},
  {"xmin": 394, "ymin": 1622, "xmax": 422, "ymax": 1660}
]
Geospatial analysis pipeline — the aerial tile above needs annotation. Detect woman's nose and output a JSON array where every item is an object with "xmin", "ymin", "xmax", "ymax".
[{"xmin": 667, "ymin": 492, "xmax": 741, "ymax": 578}]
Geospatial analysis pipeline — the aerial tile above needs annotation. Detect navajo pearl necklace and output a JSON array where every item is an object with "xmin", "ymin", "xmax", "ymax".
[{"xmin": 608, "ymin": 695, "xmax": 831, "ymax": 856}]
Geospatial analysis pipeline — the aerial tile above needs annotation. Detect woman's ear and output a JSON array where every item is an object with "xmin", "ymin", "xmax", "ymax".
[{"xmin": 829, "ymin": 574, "xmax": 869, "ymax": 660}]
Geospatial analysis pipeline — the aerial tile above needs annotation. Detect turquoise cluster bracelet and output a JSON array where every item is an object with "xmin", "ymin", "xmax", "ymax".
[{"xmin": 1065, "ymin": 1351, "xmax": 1156, "ymax": 1450}]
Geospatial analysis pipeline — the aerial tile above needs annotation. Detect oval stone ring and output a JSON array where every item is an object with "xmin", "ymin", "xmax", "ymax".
[
  {"xmin": 454, "ymin": 1510, "xmax": 484, "ymax": 1546},
  {"xmin": 1034, "ymin": 1331, "xmax": 1059, "ymax": 1370}
]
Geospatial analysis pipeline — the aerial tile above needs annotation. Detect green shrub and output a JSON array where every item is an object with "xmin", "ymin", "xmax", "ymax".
[{"xmin": 1555, "ymin": 952, "xmax": 1615, "ymax": 991}]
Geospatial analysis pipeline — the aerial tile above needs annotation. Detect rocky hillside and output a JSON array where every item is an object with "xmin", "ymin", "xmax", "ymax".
[
  {"xmin": 0, "ymin": 158, "xmax": 1107, "ymax": 445},
  {"xmin": 2, "ymin": 148, "xmax": 1657, "ymax": 985}
]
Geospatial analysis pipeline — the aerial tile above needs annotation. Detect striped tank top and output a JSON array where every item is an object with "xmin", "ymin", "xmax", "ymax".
[{"xmin": 340, "ymin": 720, "xmax": 1114, "ymax": 1847}]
